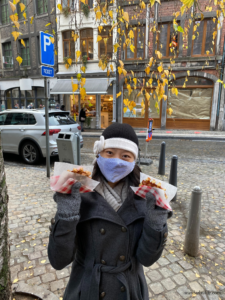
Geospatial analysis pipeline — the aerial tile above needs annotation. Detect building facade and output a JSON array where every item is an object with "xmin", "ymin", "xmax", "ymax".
[{"xmin": 0, "ymin": 0, "xmax": 57, "ymax": 110}]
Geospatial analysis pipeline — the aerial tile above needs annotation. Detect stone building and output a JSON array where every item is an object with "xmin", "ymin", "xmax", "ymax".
[{"xmin": 0, "ymin": 0, "xmax": 57, "ymax": 110}]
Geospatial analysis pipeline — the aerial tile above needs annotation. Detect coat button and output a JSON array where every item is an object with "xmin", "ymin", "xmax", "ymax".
[
  {"xmin": 121, "ymin": 227, "xmax": 127, "ymax": 232},
  {"xmin": 100, "ymin": 292, "xmax": 106, "ymax": 298},
  {"xmin": 100, "ymin": 228, "xmax": 105, "ymax": 235},
  {"xmin": 119, "ymin": 255, "xmax": 125, "ymax": 261},
  {"xmin": 121, "ymin": 286, "xmax": 125, "ymax": 292},
  {"xmin": 101, "ymin": 260, "xmax": 106, "ymax": 265},
  {"xmin": 164, "ymin": 232, "xmax": 168, "ymax": 238},
  {"xmin": 51, "ymin": 218, "xmax": 55, "ymax": 225}
]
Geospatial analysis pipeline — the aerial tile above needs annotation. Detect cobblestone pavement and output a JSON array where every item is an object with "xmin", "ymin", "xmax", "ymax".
[{"xmin": 7, "ymin": 138, "xmax": 225, "ymax": 300}]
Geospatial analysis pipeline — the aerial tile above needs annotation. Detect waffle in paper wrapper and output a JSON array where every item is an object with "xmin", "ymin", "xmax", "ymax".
[
  {"xmin": 50, "ymin": 162, "xmax": 98, "ymax": 194},
  {"xmin": 131, "ymin": 173, "xmax": 177, "ymax": 211}
]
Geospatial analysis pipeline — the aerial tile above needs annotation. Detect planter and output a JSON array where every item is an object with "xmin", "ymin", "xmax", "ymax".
[
  {"xmin": 62, "ymin": 6, "xmax": 71, "ymax": 18},
  {"xmin": 82, "ymin": 4, "xmax": 90, "ymax": 17}
]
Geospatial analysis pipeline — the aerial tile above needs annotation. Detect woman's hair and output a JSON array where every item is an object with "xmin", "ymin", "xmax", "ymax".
[{"xmin": 92, "ymin": 160, "xmax": 141, "ymax": 186}]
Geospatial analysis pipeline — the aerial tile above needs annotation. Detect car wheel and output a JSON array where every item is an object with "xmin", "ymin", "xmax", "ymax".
[{"xmin": 21, "ymin": 141, "xmax": 40, "ymax": 165}]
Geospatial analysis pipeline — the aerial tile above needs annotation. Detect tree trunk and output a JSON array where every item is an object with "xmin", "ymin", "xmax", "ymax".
[{"xmin": 0, "ymin": 133, "xmax": 11, "ymax": 299}]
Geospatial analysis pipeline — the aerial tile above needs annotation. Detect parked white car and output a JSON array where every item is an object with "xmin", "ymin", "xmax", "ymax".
[{"xmin": 0, "ymin": 109, "xmax": 83, "ymax": 164}]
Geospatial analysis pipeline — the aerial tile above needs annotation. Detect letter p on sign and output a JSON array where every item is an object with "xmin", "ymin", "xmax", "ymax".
[
  {"xmin": 44, "ymin": 36, "xmax": 51, "ymax": 51},
  {"xmin": 40, "ymin": 31, "xmax": 54, "ymax": 66}
]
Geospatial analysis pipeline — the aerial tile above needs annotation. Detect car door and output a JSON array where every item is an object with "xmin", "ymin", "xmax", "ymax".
[
  {"xmin": 0, "ymin": 113, "xmax": 8, "ymax": 151},
  {"xmin": 1, "ymin": 112, "xmax": 28, "ymax": 153}
]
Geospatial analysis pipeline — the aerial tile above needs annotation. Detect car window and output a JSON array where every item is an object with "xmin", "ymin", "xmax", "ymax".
[
  {"xmin": 5, "ymin": 113, "xmax": 28, "ymax": 125},
  {"xmin": 48, "ymin": 113, "xmax": 76, "ymax": 125},
  {"xmin": 28, "ymin": 114, "xmax": 36, "ymax": 125},
  {"xmin": 0, "ymin": 113, "xmax": 7, "ymax": 125}
]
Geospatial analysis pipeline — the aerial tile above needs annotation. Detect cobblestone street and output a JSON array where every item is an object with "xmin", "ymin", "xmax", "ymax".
[{"xmin": 6, "ymin": 138, "xmax": 225, "ymax": 300}]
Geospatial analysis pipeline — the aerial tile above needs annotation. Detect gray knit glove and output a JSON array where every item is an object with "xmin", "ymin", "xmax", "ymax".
[
  {"xmin": 146, "ymin": 191, "xmax": 173, "ymax": 231},
  {"xmin": 53, "ymin": 182, "xmax": 82, "ymax": 221}
]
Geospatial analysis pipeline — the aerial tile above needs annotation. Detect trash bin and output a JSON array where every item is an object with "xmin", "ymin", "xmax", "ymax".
[{"xmin": 56, "ymin": 132, "xmax": 81, "ymax": 165}]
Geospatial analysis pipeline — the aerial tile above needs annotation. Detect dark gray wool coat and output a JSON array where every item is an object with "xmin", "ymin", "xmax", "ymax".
[{"xmin": 48, "ymin": 190, "xmax": 168, "ymax": 300}]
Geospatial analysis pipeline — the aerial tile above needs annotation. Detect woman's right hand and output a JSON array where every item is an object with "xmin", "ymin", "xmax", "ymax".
[{"xmin": 53, "ymin": 182, "xmax": 82, "ymax": 220}]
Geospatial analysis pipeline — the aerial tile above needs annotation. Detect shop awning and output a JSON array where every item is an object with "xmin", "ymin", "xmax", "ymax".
[{"xmin": 50, "ymin": 78, "xmax": 115, "ymax": 95}]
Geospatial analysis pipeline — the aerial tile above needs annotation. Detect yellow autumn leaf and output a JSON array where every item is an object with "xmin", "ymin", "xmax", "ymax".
[
  {"xmin": 158, "ymin": 65, "xmax": 163, "ymax": 73},
  {"xmin": 110, "ymin": 64, "xmax": 113, "ymax": 71},
  {"xmin": 50, "ymin": 37, "xmax": 54, "ymax": 44},
  {"xmin": 187, "ymin": 70, "xmax": 190, "ymax": 76},
  {"xmin": 130, "ymin": 44, "xmax": 135, "ymax": 53},
  {"xmin": 123, "ymin": 99, "xmax": 129, "ymax": 106},
  {"xmin": 45, "ymin": 23, "xmax": 51, "ymax": 27},
  {"xmin": 80, "ymin": 87, "xmax": 86, "ymax": 100},
  {"xmin": 109, "ymin": 11, "xmax": 113, "ymax": 18},
  {"xmin": 22, "ymin": 12, "xmax": 26, "ymax": 20},
  {"xmin": 65, "ymin": 64, "xmax": 70, "ymax": 69},
  {"xmin": 156, "ymin": 51, "xmax": 162, "ymax": 59},
  {"xmin": 76, "ymin": 50, "xmax": 81, "ymax": 61},
  {"xmin": 107, "ymin": 69, "xmax": 110, "ymax": 77},
  {"xmin": 123, "ymin": 12, "xmax": 129, "ymax": 23},
  {"xmin": 128, "ymin": 30, "xmax": 134, "ymax": 39},
  {"xmin": 114, "ymin": 43, "xmax": 120, "ymax": 53},
  {"xmin": 13, "ymin": 278, "xmax": 19, "ymax": 283},
  {"xmin": 145, "ymin": 66, "xmax": 150, "ymax": 75},
  {"xmin": 41, "ymin": 260, "xmax": 46, "ymax": 264},
  {"xmin": 21, "ymin": 39, "xmax": 26, "ymax": 47},
  {"xmin": 67, "ymin": 58, "xmax": 72, "ymax": 65},
  {"xmin": 98, "ymin": 26, "xmax": 103, "ymax": 33},
  {"xmin": 97, "ymin": 35, "xmax": 102, "ymax": 42},
  {"xmin": 145, "ymin": 92, "xmax": 150, "ymax": 101},
  {"xmin": 10, "ymin": 14, "xmax": 18, "ymax": 22},
  {"xmin": 181, "ymin": 0, "xmax": 194, "ymax": 8},
  {"xmin": 13, "ymin": 21, "xmax": 20, "ymax": 29},
  {"xmin": 55, "ymin": 49, "xmax": 57, "ymax": 55},
  {"xmin": 171, "ymin": 87, "xmax": 178, "ymax": 96},
  {"xmin": 81, "ymin": 66, "xmax": 86, "ymax": 73},
  {"xmin": 72, "ymin": 83, "xmax": 78, "ymax": 92},
  {"xmin": 57, "ymin": 3, "xmax": 62, "ymax": 11},
  {"xmin": 30, "ymin": 16, "xmax": 34, "ymax": 24},
  {"xmin": 96, "ymin": 11, "xmax": 102, "ymax": 20},
  {"xmin": 19, "ymin": 2, "xmax": 26, "ymax": 12},
  {"xmin": 117, "ymin": 66, "xmax": 123, "ymax": 75},
  {"xmin": 166, "ymin": 108, "xmax": 173, "ymax": 115},
  {"xmin": 123, "ymin": 107, "xmax": 127, "ymax": 113},
  {"xmin": 122, "ymin": 69, "xmax": 127, "ymax": 77},
  {"xmin": 192, "ymin": 35, "xmax": 196, "ymax": 40},
  {"xmin": 163, "ymin": 95, "xmax": 167, "ymax": 101},
  {"xmin": 55, "ymin": 17, "xmax": 57, "ymax": 23},
  {"xmin": 80, "ymin": 0, "xmax": 85, "ymax": 3},
  {"xmin": 12, "ymin": 31, "xmax": 20, "ymax": 40},
  {"xmin": 117, "ymin": 92, "xmax": 121, "ymax": 98},
  {"xmin": 16, "ymin": 56, "xmax": 23, "ymax": 65},
  {"xmin": 80, "ymin": 78, "xmax": 86, "ymax": 88},
  {"xmin": 82, "ymin": 40, "xmax": 85, "ymax": 46},
  {"xmin": 9, "ymin": 1, "xmax": 16, "ymax": 12},
  {"xmin": 13, "ymin": 0, "xmax": 20, "ymax": 4},
  {"xmin": 195, "ymin": 273, "xmax": 200, "ymax": 278},
  {"xmin": 217, "ymin": 281, "xmax": 223, "ymax": 286}
]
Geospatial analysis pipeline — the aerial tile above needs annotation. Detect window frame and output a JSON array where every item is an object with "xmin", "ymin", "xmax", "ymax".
[
  {"xmin": 191, "ymin": 19, "xmax": 216, "ymax": 57},
  {"xmin": 37, "ymin": 0, "xmax": 48, "ymax": 15},
  {"xmin": 18, "ymin": 0, "xmax": 27, "ymax": 20},
  {"xmin": 125, "ymin": 26, "xmax": 145, "ymax": 60},
  {"xmin": 80, "ymin": 28, "xmax": 93, "ymax": 60},
  {"xmin": 2, "ymin": 42, "xmax": 13, "ymax": 69},
  {"xmin": 157, "ymin": 22, "xmax": 179, "ymax": 58},
  {"xmin": 20, "ymin": 39, "xmax": 30, "ymax": 66},
  {"xmin": 98, "ymin": 26, "xmax": 113, "ymax": 59},
  {"xmin": 80, "ymin": 0, "xmax": 93, "ymax": 9},
  {"xmin": 1, "ymin": 0, "xmax": 9, "ymax": 25},
  {"xmin": 63, "ymin": 31, "xmax": 75, "ymax": 60}
]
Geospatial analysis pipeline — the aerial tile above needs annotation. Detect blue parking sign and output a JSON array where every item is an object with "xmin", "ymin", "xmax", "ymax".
[
  {"xmin": 40, "ymin": 31, "xmax": 54, "ymax": 66},
  {"xmin": 41, "ymin": 65, "xmax": 54, "ymax": 77}
]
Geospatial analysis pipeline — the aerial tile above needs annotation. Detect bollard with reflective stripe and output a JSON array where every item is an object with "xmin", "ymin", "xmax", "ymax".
[
  {"xmin": 158, "ymin": 141, "xmax": 166, "ymax": 175},
  {"xmin": 169, "ymin": 155, "xmax": 178, "ymax": 202},
  {"xmin": 184, "ymin": 186, "xmax": 202, "ymax": 257}
]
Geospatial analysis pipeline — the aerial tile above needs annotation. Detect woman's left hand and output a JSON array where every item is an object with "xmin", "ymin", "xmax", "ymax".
[{"xmin": 146, "ymin": 191, "xmax": 173, "ymax": 231}]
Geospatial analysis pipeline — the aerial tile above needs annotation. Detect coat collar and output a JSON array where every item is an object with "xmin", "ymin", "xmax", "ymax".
[{"xmin": 80, "ymin": 189, "xmax": 146, "ymax": 227}]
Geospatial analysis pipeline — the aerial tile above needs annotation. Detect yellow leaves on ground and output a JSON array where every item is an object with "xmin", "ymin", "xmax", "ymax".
[
  {"xmin": 116, "ymin": 92, "xmax": 121, "ymax": 98},
  {"xmin": 13, "ymin": 278, "xmax": 19, "ymax": 283},
  {"xmin": 109, "ymin": 11, "xmax": 113, "ymax": 19},
  {"xmin": 50, "ymin": 37, "xmax": 54, "ymax": 44},
  {"xmin": 57, "ymin": 4, "xmax": 62, "ymax": 11},
  {"xmin": 80, "ymin": 78, "xmax": 86, "ymax": 88},
  {"xmin": 181, "ymin": 0, "xmax": 194, "ymax": 8},
  {"xmin": 19, "ymin": 2, "xmax": 26, "ymax": 12},
  {"xmin": 40, "ymin": 260, "xmax": 46, "ymax": 264},
  {"xmin": 9, "ymin": 1, "xmax": 16, "ymax": 12},
  {"xmin": 114, "ymin": 43, "xmax": 120, "ymax": 53},
  {"xmin": 145, "ymin": 66, "xmax": 150, "ymax": 75},
  {"xmin": 97, "ymin": 35, "xmax": 102, "ymax": 42},
  {"xmin": 171, "ymin": 87, "xmax": 178, "ymax": 96},
  {"xmin": 16, "ymin": 56, "xmax": 23, "ymax": 65},
  {"xmin": 166, "ymin": 108, "xmax": 173, "ymax": 115},
  {"xmin": 130, "ymin": 44, "xmax": 135, "ymax": 53},
  {"xmin": 12, "ymin": 31, "xmax": 20, "ymax": 40},
  {"xmin": 80, "ymin": 87, "xmax": 86, "ymax": 100},
  {"xmin": 128, "ymin": 30, "xmax": 134, "ymax": 39},
  {"xmin": 21, "ymin": 39, "xmax": 26, "ymax": 47},
  {"xmin": 96, "ymin": 11, "xmax": 102, "ymax": 20}
]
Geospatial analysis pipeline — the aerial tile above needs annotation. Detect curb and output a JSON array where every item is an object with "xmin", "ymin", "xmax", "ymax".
[{"xmin": 13, "ymin": 282, "xmax": 59, "ymax": 300}]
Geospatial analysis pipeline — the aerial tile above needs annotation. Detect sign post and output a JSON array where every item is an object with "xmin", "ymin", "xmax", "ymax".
[{"xmin": 40, "ymin": 31, "xmax": 54, "ymax": 178}]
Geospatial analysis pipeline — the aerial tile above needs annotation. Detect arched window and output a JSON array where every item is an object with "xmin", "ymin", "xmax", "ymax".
[
  {"xmin": 80, "ymin": 29, "xmax": 93, "ymax": 60},
  {"xmin": 98, "ymin": 27, "xmax": 113, "ymax": 59}
]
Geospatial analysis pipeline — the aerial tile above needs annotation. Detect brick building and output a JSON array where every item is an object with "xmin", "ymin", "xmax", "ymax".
[
  {"xmin": 117, "ymin": 0, "xmax": 225, "ymax": 131},
  {"xmin": 0, "ymin": 0, "xmax": 57, "ymax": 110}
]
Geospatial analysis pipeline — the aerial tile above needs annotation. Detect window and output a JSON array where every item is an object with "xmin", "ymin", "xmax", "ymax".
[
  {"xmin": 62, "ymin": 0, "xmax": 75, "ymax": 9},
  {"xmin": 100, "ymin": 0, "xmax": 113, "ymax": 6},
  {"xmin": 20, "ymin": 39, "xmax": 30, "ymax": 66},
  {"xmin": 125, "ymin": 26, "xmax": 145, "ymax": 60},
  {"xmin": 37, "ymin": 0, "xmax": 47, "ymax": 15},
  {"xmin": 23, "ymin": 114, "xmax": 37, "ymax": 124},
  {"xmin": 63, "ymin": 31, "xmax": 75, "ymax": 60},
  {"xmin": 192, "ymin": 19, "xmax": 216, "ymax": 56},
  {"xmin": 18, "ymin": 0, "xmax": 26, "ymax": 19},
  {"xmin": 5, "ymin": 113, "xmax": 29, "ymax": 125},
  {"xmin": 98, "ymin": 27, "xmax": 113, "ymax": 58},
  {"xmin": 2, "ymin": 42, "xmax": 12, "ymax": 69},
  {"xmin": 158, "ymin": 23, "xmax": 179, "ymax": 58},
  {"xmin": 1, "ymin": 0, "xmax": 9, "ymax": 25},
  {"xmin": 80, "ymin": 0, "xmax": 93, "ymax": 8},
  {"xmin": 48, "ymin": 113, "xmax": 76, "ymax": 125},
  {"xmin": 80, "ymin": 29, "xmax": 93, "ymax": 60},
  {"xmin": 0, "ymin": 113, "xmax": 7, "ymax": 125}
]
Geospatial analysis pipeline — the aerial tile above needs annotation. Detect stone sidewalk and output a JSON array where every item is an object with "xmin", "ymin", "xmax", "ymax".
[{"xmin": 6, "ymin": 141, "xmax": 225, "ymax": 300}]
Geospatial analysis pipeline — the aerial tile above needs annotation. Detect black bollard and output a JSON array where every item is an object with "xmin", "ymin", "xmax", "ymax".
[
  {"xmin": 169, "ymin": 155, "xmax": 178, "ymax": 202},
  {"xmin": 158, "ymin": 141, "xmax": 166, "ymax": 175}
]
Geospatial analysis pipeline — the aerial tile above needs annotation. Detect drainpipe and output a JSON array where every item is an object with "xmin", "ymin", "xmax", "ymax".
[{"xmin": 217, "ymin": 36, "xmax": 225, "ymax": 121}]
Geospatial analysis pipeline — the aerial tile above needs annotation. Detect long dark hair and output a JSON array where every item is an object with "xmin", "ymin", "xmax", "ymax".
[{"xmin": 92, "ymin": 160, "xmax": 142, "ymax": 186}]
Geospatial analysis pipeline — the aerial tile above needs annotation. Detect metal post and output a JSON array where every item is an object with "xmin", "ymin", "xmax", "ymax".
[
  {"xmin": 158, "ymin": 141, "xmax": 166, "ymax": 175},
  {"xmin": 169, "ymin": 155, "xmax": 178, "ymax": 202},
  {"xmin": 44, "ymin": 78, "xmax": 50, "ymax": 178},
  {"xmin": 184, "ymin": 186, "xmax": 202, "ymax": 257}
]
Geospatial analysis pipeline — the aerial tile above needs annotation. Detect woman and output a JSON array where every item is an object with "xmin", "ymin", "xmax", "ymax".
[
  {"xmin": 79, "ymin": 107, "xmax": 86, "ymax": 132},
  {"xmin": 48, "ymin": 123, "xmax": 172, "ymax": 300}
]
